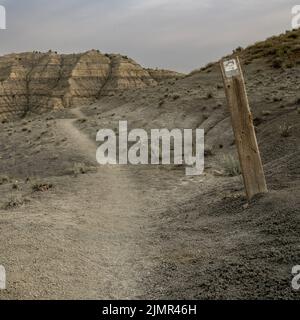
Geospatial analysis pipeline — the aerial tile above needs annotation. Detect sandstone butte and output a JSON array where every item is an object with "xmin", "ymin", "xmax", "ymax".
[{"xmin": 0, "ymin": 50, "xmax": 184, "ymax": 120}]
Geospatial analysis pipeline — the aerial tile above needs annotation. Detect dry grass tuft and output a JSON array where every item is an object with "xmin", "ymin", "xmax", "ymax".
[
  {"xmin": 222, "ymin": 154, "xmax": 241, "ymax": 177},
  {"xmin": 279, "ymin": 123, "xmax": 293, "ymax": 138}
]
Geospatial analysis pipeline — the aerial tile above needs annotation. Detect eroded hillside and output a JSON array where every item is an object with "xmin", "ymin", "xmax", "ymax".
[{"xmin": 0, "ymin": 50, "xmax": 183, "ymax": 120}]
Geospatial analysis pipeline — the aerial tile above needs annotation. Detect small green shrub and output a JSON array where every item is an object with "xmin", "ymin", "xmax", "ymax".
[
  {"xmin": 279, "ymin": 123, "xmax": 292, "ymax": 138},
  {"xmin": 32, "ymin": 183, "xmax": 53, "ymax": 192},
  {"xmin": 222, "ymin": 154, "xmax": 241, "ymax": 177},
  {"xmin": 3, "ymin": 196, "xmax": 28, "ymax": 210},
  {"xmin": 206, "ymin": 92, "xmax": 213, "ymax": 99},
  {"xmin": 71, "ymin": 163, "xmax": 95, "ymax": 176},
  {"xmin": 262, "ymin": 110, "xmax": 272, "ymax": 116},
  {"xmin": 272, "ymin": 58, "xmax": 283, "ymax": 69},
  {"xmin": 0, "ymin": 175, "xmax": 10, "ymax": 185},
  {"xmin": 158, "ymin": 100, "xmax": 164, "ymax": 107}
]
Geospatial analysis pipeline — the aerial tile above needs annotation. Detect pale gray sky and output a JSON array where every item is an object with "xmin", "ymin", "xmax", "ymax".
[{"xmin": 0, "ymin": 0, "xmax": 296, "ymax": 72}]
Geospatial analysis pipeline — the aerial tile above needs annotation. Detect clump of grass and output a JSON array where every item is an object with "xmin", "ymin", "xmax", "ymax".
[
  {"xmin": 12, "ymin": 181, "xmax": 19, "ymax": 190},
  {"xmin": 222, "ymin": 154, "xmax": 241, "ymax": 177},
  {"xmin": 158, "ymin": 100, "xmax": 164, "ymax": 107},
  {"xmin": 233, "ymin": 46, "xmax": 243, "ymax": 53},
  {"xmin": 262, "ymin": 110, "xmax": 272, "ymax": 116},
  {"xmin": 287, "ymin": 33, "xmax": 298, "ymax": 39},
  {"xmin": 279, "ymin": 123, "xmax": 292, "ymax": 138},
  {"xmin": 0, "ymin": 175, "xmax": 10, "ymax": 185},
  {"xmin": 204, "ymin": 147, "xmax": 213, "ymax": 157},
  {"xmin": 3, "ymin": 196, "xmax": 29, "ymax": 210},
  {"xmin": 272, "ymin": 58, "xmax": 283, "ymax": 69},
  {"xmin": 71, "ymin": 163, "xmax": 95, "ymax": 176},
  {"xmin": 206, "ymin": 92, "xmax": 213, "ymax": 99},
  {"xmin": 32, "ymin": 183, "xmax": 53, "ymax": 192},
  {"xmin": 273, "ymin": 96, "xmax": 282, "ymax": 102},
  {"xmin": 213, "ymin": 104, "xmax": 221, "ymax": 110}
]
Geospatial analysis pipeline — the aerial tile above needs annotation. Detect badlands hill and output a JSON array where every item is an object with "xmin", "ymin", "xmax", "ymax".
[{"xmin": 0, "ymin": 50, "xmax": 183, "ymax": 120}]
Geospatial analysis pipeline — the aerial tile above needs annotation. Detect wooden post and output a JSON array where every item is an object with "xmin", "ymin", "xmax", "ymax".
[{"xmin": 220, "ymin": 57, "xmax": 268, "ymax": 200}]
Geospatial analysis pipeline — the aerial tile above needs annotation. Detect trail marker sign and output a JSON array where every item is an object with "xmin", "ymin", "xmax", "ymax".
[
  {"xmin": 223, "ymin": 59, "xmax": 239, "ymax": 77},
  {"xmin": 220, "ymin": 57, "xmax": 268, "ymax": 200}
]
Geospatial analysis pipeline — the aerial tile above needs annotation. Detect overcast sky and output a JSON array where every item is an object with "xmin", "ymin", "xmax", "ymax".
[{"xmin": 0, "ymin": 0, "xmax": 296, "ymax": 72}]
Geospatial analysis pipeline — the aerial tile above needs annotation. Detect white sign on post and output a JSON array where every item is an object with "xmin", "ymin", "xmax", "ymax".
[
  {"xmin": 0, "ymin": 5, "xmax": 6, "ymax": 30},
  {"xmin": 223, "ymin": 59, "xmax": 239, "ymax": 78}
]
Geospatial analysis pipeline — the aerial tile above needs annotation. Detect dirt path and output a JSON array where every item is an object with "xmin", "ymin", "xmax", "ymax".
[
  {"xmin": 57, "ymin": 109, "xmax": 98, "ymax": 163},
  {"xmin": 0, "ymin": 107, "xmax": 167, "ymax": 299},
  {"xmin": 53, "ymin": 108, "xmax": 149, "ymax": 298}
]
